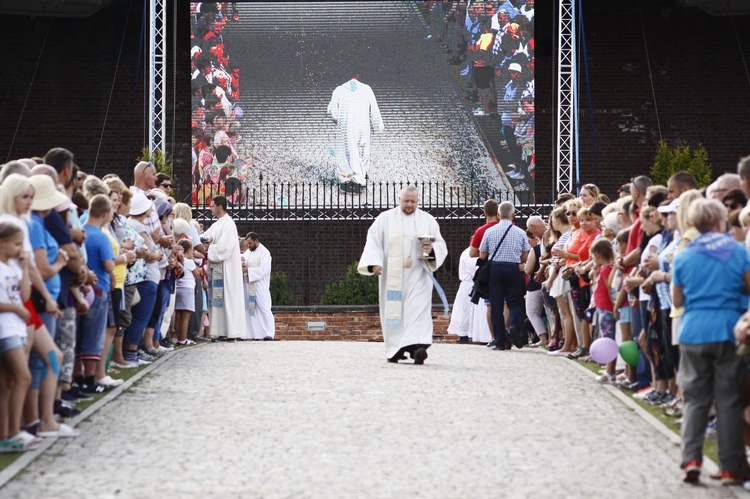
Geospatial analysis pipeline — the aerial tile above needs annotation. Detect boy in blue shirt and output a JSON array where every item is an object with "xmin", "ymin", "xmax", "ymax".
[{"xmin": 75, "ymin": 194, "xmax": 115, "ymax": 394}]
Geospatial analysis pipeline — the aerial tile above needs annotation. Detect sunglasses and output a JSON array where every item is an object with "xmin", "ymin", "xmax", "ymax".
[
  {"xmin": 566, "ymin": 211, "xmax": 578, "ymax": 217},
  {"xmin": 161, "ymin": 183, "xmax": 172, "ymax": 188},
  {"xmin": 725, "ymin": 202, "xmax": 741, "ymax": 210}
]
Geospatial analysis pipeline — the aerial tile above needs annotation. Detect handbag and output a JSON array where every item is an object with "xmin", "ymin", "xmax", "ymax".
[{"xmin": 470, "ymin": 224, "xmax": 513, "ymax": 304}]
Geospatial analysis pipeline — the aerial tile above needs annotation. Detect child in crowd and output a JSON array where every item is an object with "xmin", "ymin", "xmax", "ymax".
[
  {"xmin": 590, "ymin": 238, "xmax": 616, "ymax": 383},
  {"xmin": 611, "ymin": 229, "xmax": 635, "ymax": 387},
  {"xmin": 0, "ymin": 222, "xmax": 39, "ymax": 452},
  {"xmin": 175, "ymin": 239, "xmax": 200, "ymax": 346}
]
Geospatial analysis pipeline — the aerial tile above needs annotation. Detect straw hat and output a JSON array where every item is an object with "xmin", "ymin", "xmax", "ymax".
[{"xmin": 29, "ymin": 175, "xmax": 68, "ymax": 211}]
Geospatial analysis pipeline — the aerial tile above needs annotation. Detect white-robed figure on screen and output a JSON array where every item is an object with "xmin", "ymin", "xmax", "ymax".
[
  {"xmin": 358, "ymin": 186, "xmax": 447, "ymax": 364},
  {"xmin": 448, "ymin": 245, "xmax": 492, "ymax": 344},
  {"xmin": 327, "ymin": 74, "xmax": 384, "ymax": 192},
  {"xmin": 202, "ymin": 195, "xmax": 246, "ymax": 340},
  {"xmin": 242, "ymin": 231, "xmax": 275, "ymax": 340}
]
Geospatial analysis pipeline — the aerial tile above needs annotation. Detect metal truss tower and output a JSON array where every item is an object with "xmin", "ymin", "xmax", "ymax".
[
  {"xmin": 556, "ymin": 0, "xmax": 576, "ymax": 196},
  {"xmin": 149, "ymin": 0, "xmax": 166, "ymax": 156}
]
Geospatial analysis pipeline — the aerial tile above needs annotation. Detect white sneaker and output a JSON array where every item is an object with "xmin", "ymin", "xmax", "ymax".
[
  {"xmin": 156, "ymin": 346, "xmax": 170, "ymax": 354},
  {"xmin": 473, "ymin": 108, "xmax": 486, "ymax": 116},
  {"xmin": 547, "ymin": 349, "xmax": 569, "ymax": 356},
  {"xmin": 135, "ymin": 358, "xmax": 151, "ymax": 366},
  {"xmin": 110, "ymin": 361, "xmax": 137, "ymax": 369},
  {"xmin": 98, "ymin": 375, "xmax": 124, "ymax": 388}
]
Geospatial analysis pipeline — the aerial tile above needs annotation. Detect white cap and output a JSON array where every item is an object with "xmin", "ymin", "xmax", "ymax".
[
  {"xmin": 657, "ymin": 198, "xmax": 679, "ymax": 214},
  {"xmin": 508, "ymin": 63, "xmax": 523, "ymax": 73}
]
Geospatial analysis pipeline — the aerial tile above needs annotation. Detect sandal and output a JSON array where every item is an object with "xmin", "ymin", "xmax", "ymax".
[
  {"xmin": 595, "ymin": 373, "xmax": 616, "ymax": 384},
  {"xmin": 0, "ymin": 432, "xmax": 42, "ymax": 453},
  {"xmin": 37, "ymin": 423, "xmax": 80, "ymax": 438}
]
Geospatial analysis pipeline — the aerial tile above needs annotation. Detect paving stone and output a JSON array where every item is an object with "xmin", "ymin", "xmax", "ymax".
[{"xmin": 2, "ymin": 342, "xmax": 740, "ymax": 498}]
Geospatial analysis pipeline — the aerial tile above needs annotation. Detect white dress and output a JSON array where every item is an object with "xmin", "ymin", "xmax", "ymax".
[
  {"xmin": 327, "ymin": 79, "xmax": 384, "ymax": 185},
  {"xmin": 203, "ymin": 214, "xmax": 247, "ymax": 338},
  {"xmin": 358, "ymin": 208, "xmax": 447, "ymax": 359},
  {"xmin": 242, "ymin": 243, "xmax": 275, "ymax": 340}
]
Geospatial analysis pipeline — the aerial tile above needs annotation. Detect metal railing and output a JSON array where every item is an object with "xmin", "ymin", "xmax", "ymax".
[{"xmin": 192, "ymin": 176, "xmax": 552, "ymax": 222}]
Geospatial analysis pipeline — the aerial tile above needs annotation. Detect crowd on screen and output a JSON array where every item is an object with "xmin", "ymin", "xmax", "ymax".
[
  {"xmin": 450, "ymin": 162, "xmax": 750, "ymax": 487},
  {"xmin": 420, "ymin": 0, "xmax": 535, "ymax": 192},
  {"xmin": 190, "ymin": 2, "xmax": 248, "ymax": 206}
]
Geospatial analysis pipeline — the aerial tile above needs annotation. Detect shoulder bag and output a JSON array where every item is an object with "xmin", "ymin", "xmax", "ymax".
[{"xmin": 470, "ymin": 224, "xmax": 513, "ymax": 304}]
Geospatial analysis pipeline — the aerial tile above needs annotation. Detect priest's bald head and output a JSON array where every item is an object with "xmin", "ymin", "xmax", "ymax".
[
  {"xmin": 399, "ymin": 185, "xmax": 419, "ymax": 215},
  {"xmin": 133, "ymin": 161, "xmax": 158, "ymax": 190}
]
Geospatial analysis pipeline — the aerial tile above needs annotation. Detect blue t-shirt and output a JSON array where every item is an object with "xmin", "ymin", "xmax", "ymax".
[
  {"xmin": 673, "ymin": 238, "xmax": 750, "ymax": 344},
  {"xmin": 83, "ymin": 224, "xmax": 114, "ymax": 293},
  {"xmin": 29, "ymin": 212, "xmax": 61, "ymax": 301},
  {"xmin": 44, "ymin": 210, "xmax": 73, "ymax": 308}
]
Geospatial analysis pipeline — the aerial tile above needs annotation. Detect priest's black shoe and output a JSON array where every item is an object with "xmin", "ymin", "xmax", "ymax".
[
  {"xmin": 413, "ymin": 348, "xmax": 428, "ymax": 365},
  {"xmin": 457, "ymin": 336, "xmax": 469, "ymax": 344}
]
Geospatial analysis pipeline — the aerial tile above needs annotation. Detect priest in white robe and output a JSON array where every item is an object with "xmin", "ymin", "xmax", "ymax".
[
  {"xmin": 242, "ymin": 232, "xmax": 275, "ymax": 340},
  {"xmin": 327, "ymin": 75, "xmax": 384, "ymax": 191},
  {"xmin": 358, "ymin": 186, "xmax": 447, "ymax": 364},
  {"xmin": 202, "ymin": 195, "xmax": 246, "ymax": 339},
  {"xmin": 448, "ymin": 244, "xmax": 492, "ymax": 344}
]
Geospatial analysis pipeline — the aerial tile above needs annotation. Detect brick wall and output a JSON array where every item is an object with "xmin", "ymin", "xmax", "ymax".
[
  {"xmin": 273, "ymin": 307, "xmax": 454, "ymax": 343},
  {"xmin": 535, "ymin": 1, "xmax": 750, "ymax": 199}
]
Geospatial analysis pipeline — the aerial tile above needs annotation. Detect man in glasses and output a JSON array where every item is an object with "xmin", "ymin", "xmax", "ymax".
[{"xmin": 156, "ymin": 174, "xmax": 173, "ymax": 196}]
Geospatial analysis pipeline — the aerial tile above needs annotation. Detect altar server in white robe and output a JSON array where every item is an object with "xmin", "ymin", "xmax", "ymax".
[
  {"xmin": 202, "ymin": 195, "xmax": 246, "ymax": 339},
  {"xmin": 242, "ymin": 231, "xmax": 275, "ymax": 340},
  {"xmin": 358, "ymin": 186, "xmax": 447, "ymax": 364},
  {"xmin": 448, "ymin": 244, "xmax": 492, "ymax": 344},
  {"xmin": 327, "ymin": 75, "xmax": 384, "ymax": 190}
]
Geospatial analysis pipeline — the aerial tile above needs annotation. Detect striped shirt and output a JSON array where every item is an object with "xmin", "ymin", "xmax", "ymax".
[{"xmin": 479, "ymin": 220, "xmax": 530, "ymax": 263}]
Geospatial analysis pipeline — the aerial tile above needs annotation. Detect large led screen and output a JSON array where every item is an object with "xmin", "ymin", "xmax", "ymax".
[{"xmin": 190, "ymin": 1, "xmax": 534, "ymax": 206}]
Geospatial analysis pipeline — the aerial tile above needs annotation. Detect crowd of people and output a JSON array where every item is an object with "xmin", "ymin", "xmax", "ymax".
[
  {"xmin": 190, "ymin": 2, "xmax": 248, "ymax": 206},
  {"xmin": 421, "ymin": 0, "xmax": 535, "ymax": 192},
  {"xmin": 449, "ymin": 159, "xmax": 750, "ymax": 487},
  {"xmin": 0, "ymin": 147, "xmax": 274, "ymax": 454}
]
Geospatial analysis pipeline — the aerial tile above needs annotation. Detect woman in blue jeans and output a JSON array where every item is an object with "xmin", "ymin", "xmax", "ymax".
[
  {"xmin": 672, "ymin": 198, "xmax": 750, "ymax": 485},
  {"xmin": 122, "ymin": 194, "xmax": 161, "ymax": 365}
]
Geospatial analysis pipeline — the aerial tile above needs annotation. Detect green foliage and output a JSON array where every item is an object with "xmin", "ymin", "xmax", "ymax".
[
  {"xmin": 270, "ymin": 272, "xmax": 294, "ymax": 306},
  {"xmin": 320, "ymin": 261, "xmax": 379, "ymax": 305},
  {"xmin": 138, "ymin": 147, "xmax": 173, "ymax": 177},
  {"xmin": 651, "ymin": 140, "xmax": 713, "ymax": 188}
]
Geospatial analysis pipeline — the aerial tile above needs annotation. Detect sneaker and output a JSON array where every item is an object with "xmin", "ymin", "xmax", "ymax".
[
  {"xmin": 657, "ymin": 392, "xmax": 675, "ymax": 407},
  {"xmin": 567, "ymin": 347, "xmax": 589, "ymax": 360},
  {"xmin": 138, "ymin": 351, "xmax": 156, "ymax": 362},
  {"xmin": 155, "ymin": 346, "xmax": 171, "ymax": 355},
  {"xmin": 486, "ymin": 340, "xmax": 496, "ymax": 348},
  {"xmin": 720, "ymin": 471, "xmax": 744, "ymax": 486},
  {"xmin": 547, "ymin": 349, "xmax": 570, "ymax": 357},
  {"xmin": 63, "ymin": 386, "xmax": 92, "ymax": 401},
  {"xmin": 80, "ymin": 383, "xmax": 108, "ymax": 395},
  {"xmin": 135, "ymin": 358, "xmax": 151, "ymax": 366},
  {"xmin": 54, "ymin": 399, "xmax": 82, "ymax": 418},
  {"xmin": 472, "ymin": 108, "xmax": 486, "ymax": 116},
  {"xmin": 682, "ymin": 460, "xmax": 701, "ymax": 484},
  {"xmin": 110, "ymin": 361, "xmax": 138, "ymax": 369},
  {"xmin": 97, "ymin": 375, "xmax": 124, "ymax": 388},
  {"xmin": 643, "ymin": 390, "xmax": 664, "ymax": 405}
]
